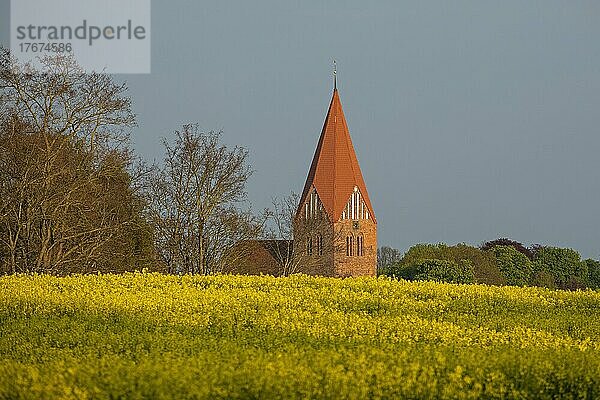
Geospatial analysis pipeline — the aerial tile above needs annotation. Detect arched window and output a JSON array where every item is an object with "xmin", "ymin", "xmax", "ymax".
[
  {"xmin": 316, "ymin": 234, "xmax": 323, "ymax": 256},
  {"xmin": 307, "ymin": 237, "xmax": 313, "ymax": 256},
  {"xmin": 356, "ymin": 234, "xmax": 364, "ymax": 256},
  {"xmin": 346, "ymin": 235, "xmax": 354, "ymax": 256}
]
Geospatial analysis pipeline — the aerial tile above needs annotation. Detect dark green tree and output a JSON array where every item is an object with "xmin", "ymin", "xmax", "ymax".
[
  {"xmin": 530, "ymin": 270, "xmax": 557, "ymax": 289},
  {"xmin": 584, "ymin": 259, "xmax": 600, "ymax": 290},
  {"xmin": 490, "ymin": 245, "xmax": 533, "ymax": 286},
  {"xmin": 533, "ymin": 247, "xmax": 587, "ymax": 289}
]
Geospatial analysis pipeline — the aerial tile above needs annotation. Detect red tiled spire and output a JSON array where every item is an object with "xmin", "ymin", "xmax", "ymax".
[{"xmin": 298, "ymin": 88, "xmax": 376, "ymax": 223}]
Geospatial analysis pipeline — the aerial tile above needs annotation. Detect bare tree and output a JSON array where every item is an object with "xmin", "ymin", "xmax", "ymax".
[
  {"xmin": 145, "ymin": 124, "xmax": 261, "ymax": 274},
  {"xmin": 266, "ymin": 192, "xmax": 342, "ymax": 276},
  {"xmin": 0, "ymin": 49, "xmax": 134, "ymax": 154},
  {"xmin": 264, "ymin": 193, "xmax": 299, "ymax": 276},
  {"xmin": 377, "ymin": 246, "xmax": 402, "ymax": 275},
  {"xmin": 0, "ymin": 50, "xmax": 152, "ymax": 275},
  {"xmin": 204, "ymin": 207, "xmax": 264, "ymax": 274},
  {"xmin": 0, "ymin": 118, "xmax": 152, "ymax": 274}
]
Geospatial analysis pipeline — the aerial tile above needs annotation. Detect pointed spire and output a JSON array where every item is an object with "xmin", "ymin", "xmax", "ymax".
[
  {"xmin": 298, "ymin": 80, "xmax": 376, "ymax": 223},
  {"xmin": 333, "ymin": 59, "xmax": 337, "ymax": 91}
]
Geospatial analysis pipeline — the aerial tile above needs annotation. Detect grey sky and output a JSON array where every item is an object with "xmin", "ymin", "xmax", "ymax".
[{"xmin": 1, "ymin": 1, "xmax": 599, "ymax": 258}]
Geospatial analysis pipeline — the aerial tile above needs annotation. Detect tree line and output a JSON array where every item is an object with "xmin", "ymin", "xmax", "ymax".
[
  {"xmin": 0, "ymin": 51, "xmax": 269, "ymax": 275},
  {"xmin": 2, "ymin": 50, "xmax": 598, "ymax": 286},
  {"xmin": 378, "ymin": 239, "xmax": 600, "ymax": 290}
]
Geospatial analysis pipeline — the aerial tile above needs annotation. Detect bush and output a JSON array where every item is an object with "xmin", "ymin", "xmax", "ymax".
[
  {"xmin": 585, "ymin": 259, "xmax": 600, "ymax": 289},
  {"xmin": 533, "ymin": 247, "xmax": 587, "ymax": 289},
  {"xmin": 391, "ymin": 243, "xmax": 504, "ymax": 285},
  {"xmin": 490, "ymin": 245, "xmax": 533, "ymax": 286},
  {"xmin": 412, "ymin": 259, "xmax": 475, "ymax": 284},
  {"xmin": 564, "ymin": 276, "xmax": 587, "ymax": 291},
  {"xmin": 530, "ymin": 270, "xmax": 556, "ymax": 289}
]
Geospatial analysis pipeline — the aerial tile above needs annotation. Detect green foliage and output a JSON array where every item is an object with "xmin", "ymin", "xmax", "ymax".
[
  {"xmin": 586, "ymin": 259, "xmax": 600, "ymax": 290},
  {"xmin": 390, "ymin": 243, "xmax": 505, "ymax": 285},
  {"xmin": 412, "ymin": 259, "xmax": 475, "ymax": 284},
  {"xmin": 1, "ymin": 274, "xmax": 600, "ymax": 399},
  {"xmin": 533, "ymin": 247, "xmax": 587, "ymax": 289},
  {"xmin": 491, "ymin": 245, "xmax": 533, "ymax": 286},
  {"xmin": 530, "ymin": 270, "xmax": 557, "ymax": 289}
]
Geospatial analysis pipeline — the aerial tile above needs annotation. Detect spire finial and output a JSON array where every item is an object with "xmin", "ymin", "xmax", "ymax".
[{"xmin": 333, "ymin": 59, "xmax": 337, "ymax": 91}]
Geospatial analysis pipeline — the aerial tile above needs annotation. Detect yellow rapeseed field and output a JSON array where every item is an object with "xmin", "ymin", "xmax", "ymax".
[{"xmin": 1, "ymin": 273, "xmax": 599, "ymax": 399}]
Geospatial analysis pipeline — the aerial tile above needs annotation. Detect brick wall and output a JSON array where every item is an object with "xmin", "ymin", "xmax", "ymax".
[
  {"xmin": 293, "ymin": 222, "xmax": 336, "ymax": 276},
  {"xmin": 230, "ymin": 217, "xmax": 377, "ymax": 278},
  {"xmin": 333, "ymin": 219, "xmax": 377, "ymax": 277},
  {"xmin": 293, "ymin": 217, "xmax": 377, "ymax": 277}
]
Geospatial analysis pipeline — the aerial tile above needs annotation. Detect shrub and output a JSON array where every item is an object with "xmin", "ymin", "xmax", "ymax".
[
  {"xmin": 585, "ymin": 259, "xmax": 600, "ymax": 289},
  {"xmin": 391, "ymin": 243, "xmax": 504, "ymax": 285},
  {"xmin": 564, "ymin": 276, "xmax": 587, "ymax": 291},
  {"xmin": 530, "ymin": 270, "xmax": 556, "ymax": 289},
  {"xmin": 533, "ymin": 247, "xmax": 587, "ymax": 289},
  {"xmin": 412, "ymin": 259, "xmax": 475, "ymax": 284},
  {"xmin": 490, "ymin": 245, "xmax": 533, "ymax": 286},
  {"xmin": 393, "ymin": 258, "xmax": 475, "ymax": 284}
]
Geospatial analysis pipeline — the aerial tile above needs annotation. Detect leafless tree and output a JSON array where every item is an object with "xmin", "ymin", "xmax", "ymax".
[
  {"xmin": 0, "ymin": 49, "xmax": 153, "ymax": 275},
  {"xmin": 204, "ymin": 207, "xmax": 264, "ymax": 274},
  {"xmin": 0, "ymin": 119, "xmax": 152, "ymax": 274},
  {"xmin": 377, "ymin": 246, "xmax": 402, "ymax": 274},
  {"xmin": 144, "ymin": 124, "xmax": 261, "ymax": 274},
  {"xmin": 0, "ymin": 49, "xmax": 134, "ymax": 154}
]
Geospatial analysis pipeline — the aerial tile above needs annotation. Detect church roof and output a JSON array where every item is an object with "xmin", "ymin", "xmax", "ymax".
[{"xmin": 298, "ymin": 88, "xmax": 376, "ymax": 223}]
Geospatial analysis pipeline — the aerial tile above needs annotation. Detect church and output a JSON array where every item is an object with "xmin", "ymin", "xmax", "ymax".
[{"xmin": 232, "ymin": 75, "xmax": 377, "ymax": 277}]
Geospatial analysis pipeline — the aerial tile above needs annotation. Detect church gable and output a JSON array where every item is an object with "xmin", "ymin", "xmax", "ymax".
[
  {"xmin": 301, "ymin": 187, "xmax": 326, "ymax": 220},
  {"xmin": 340, "ymin": 187, "xmax": 372, "ymax": 221}
]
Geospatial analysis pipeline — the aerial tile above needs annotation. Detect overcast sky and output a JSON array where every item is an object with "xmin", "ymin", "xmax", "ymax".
[{"xmin": 1, "ymin": 1, "xmax": 599, "ymax": 258}]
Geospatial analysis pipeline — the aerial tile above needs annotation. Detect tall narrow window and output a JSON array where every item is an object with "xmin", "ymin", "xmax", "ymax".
[
  {"xmin": 356, "ymin": 234, "xmax": 364, "ymax": 256},
  {"xmin": 305, "ymin": 189, "xmax": 322, "ymax": 219},
  {"xmin": 307, "ymin": 237, "xmax": 313, "ymax": 256},
  {"xmin": 340, "ymin": 188, "xmax": 371, "ymax": 220},
  {"xmin": 346, "ymin": 235, "xmax": 354, "ymax": 256},
  {"xmin": 317, "ymin": 234, "xmax": 323, "ymax": 256}
]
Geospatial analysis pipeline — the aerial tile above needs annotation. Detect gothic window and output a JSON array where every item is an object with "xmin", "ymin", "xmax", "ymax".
[
  {"xmin": 316, "ymin": 233, "xmax": 323, "ymax": 256},
  {"xmin": 307, "ymin": 237, "xmax": 313, "ymax": 256},
  {"xmin": 304, "ymin": 188, "xmax": 323, "ymax": 219},
  {"xmin": 341, "ymin": 186, "xmax": 370, "ymax": 221},
  {"xmin": 356, "ymin": 234, "xmax": 364, "ymax": 256},
  {"xmin": 346, "ymin": 235, "xmax": 354, "ymax": 256}
]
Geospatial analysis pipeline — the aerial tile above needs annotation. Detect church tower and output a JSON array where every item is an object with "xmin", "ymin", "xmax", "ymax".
[{"xmin": 294, "ymin": 76, "xmax": 377, "ymax": 277}]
